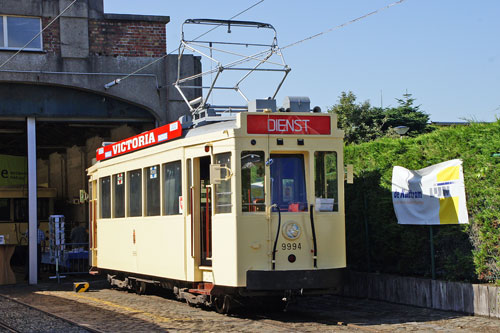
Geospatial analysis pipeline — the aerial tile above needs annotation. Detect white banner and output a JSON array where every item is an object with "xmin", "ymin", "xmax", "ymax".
[{"xmin": 392, "ymin": 159, "xmax": 469, "ymax": 225}]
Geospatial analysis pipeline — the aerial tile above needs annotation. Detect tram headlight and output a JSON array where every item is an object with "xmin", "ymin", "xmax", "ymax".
[{"xmin": 282, "ymin": 222, "xmax": 301, "ymax": 241}]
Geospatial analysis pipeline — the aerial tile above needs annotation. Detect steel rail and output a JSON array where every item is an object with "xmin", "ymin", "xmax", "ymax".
[
  {"xmin": 0, "ymin": 320, "xmax": 20, "ymax": 333},
  {"xmin": 0, "ymin": 294, "xmax": 106, "ymax": 333}
]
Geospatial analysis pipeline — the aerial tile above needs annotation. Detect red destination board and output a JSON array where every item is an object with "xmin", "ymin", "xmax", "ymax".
[
  {"xmin": 247, "ymin": 114, "xmax": 331, "ymax": 135},
  {"xmin": 96, "ymin": 121, "xmax": 182, "ymax": 161}
]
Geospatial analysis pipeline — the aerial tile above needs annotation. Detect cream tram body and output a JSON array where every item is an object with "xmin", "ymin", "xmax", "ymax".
[{"xmin": 87, "ymin": 111, "xmax": 346, "ymax": 307}]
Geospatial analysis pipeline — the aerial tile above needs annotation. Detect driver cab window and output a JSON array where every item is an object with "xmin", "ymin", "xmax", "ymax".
[{"xmin": 270, "ymin": 154, "xmax": 308, "ymax": 212}]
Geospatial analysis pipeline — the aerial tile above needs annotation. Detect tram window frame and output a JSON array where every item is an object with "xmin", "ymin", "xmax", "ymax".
[
  {"xmin": 241, "ymin": 151, "xmax": 265, "ymax": 213},
  {"xmin": 187, "ymin": 159, "xmax": 192, "ymax": 215},
  {"xmin": 0, "ymin": 198, "xmax": 10, "ymax": 221},
  {"xmin": 100, "ymin": 176, "xmax": 111, "ymax": 219},
  {"xmin": 146, "ymin": 165, "xmax": 161, "ymax": 216},
  {"xmin": 128, "ymin": 169, "xmax": 142, "ymax": 217},
  {"xmin": 214, "ymin": 152, "xmax": 232, "ymax": 214},
  {"xmin": 314, "ymin": 151, "xmax": 339, "ymax": 212},
  {"xmin": 163, "ymin": 160, "xmax": 182, "ymax": 216},
  {"xmin": 113, "ymin": 173, "xmax": 125, "ymax": 218}
]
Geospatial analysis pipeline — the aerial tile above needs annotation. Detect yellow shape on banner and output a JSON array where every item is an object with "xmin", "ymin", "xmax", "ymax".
[
  {"xmin": 437, "ymin": 165, "xmax": 460, "ymax": 182},
  {"xmin": 439, "ymin": 196, "xmax": 459, "ymax": 224}
]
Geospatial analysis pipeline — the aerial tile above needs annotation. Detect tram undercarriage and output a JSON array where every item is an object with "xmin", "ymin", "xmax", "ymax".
[{"xmin": 106, "ymin": 267, "xmax": 345, "ymax": 313}]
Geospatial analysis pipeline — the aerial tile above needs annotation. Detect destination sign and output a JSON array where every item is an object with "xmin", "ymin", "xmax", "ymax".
[
  {"xmin": 247, "ymin": 114, "xmax": 331, "ymax": 135},
  {"xmin": 96, "ymin": 121, "xmax": 182, "ymax": 161}
]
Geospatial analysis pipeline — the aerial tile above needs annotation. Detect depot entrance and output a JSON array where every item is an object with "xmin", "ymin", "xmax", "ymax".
[{"xmin": 0, "ymin": 84, "xmax": 156, "ymax": 285}]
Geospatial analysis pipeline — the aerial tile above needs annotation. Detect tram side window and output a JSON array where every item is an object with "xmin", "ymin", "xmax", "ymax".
[
  {"xmin": 241, "ymin": 151, "xmax": 265, "ymax": 212},
  {"xmin": 113, "ymin": 173, "xmax": 125, "ymax": 218},
  {"xmin": 215, "ymin": 153, "xmax": 232, "ymax": 214},
  {"xmin": 163, "ymin": 161, "xmax": 182, "ymax": 215},
  {"xmin": 100, "ymin": 176, "xmax": 111, "ymax": 218},
  {"xmin": 0, "ymin": 199, "xmax": 10, "ymax": 221},
  {"xmin": 128, "ymin": 169, "xmax": 142, "ymax": 217},
  {"xmin": 146, "ymin": 165, "xmax": 160, "ymax": 216},
  {"xmin": 314, "ymin": 151, "xmax": 338, "ymax": 212}
]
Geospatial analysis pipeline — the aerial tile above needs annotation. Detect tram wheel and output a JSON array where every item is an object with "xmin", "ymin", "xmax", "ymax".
[
  {"xmin": 135, "ymin": 281, "xmax": 147, "ymax": 295},
  {"xmin": 214, "ymin": 295, "xmax": 231, "ymax": 314}
]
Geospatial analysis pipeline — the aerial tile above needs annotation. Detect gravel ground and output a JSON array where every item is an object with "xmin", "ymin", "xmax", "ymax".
[{"xmin": 0, "ymin": 295, "xmax": 90, "ymax": 333}]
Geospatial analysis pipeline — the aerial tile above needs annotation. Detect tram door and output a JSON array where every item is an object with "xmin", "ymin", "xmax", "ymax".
[
  {"xmin": 198, "ymin": 156, "xmax": 212, "ymax": 267},
  {"xmin": 89, "ymin": 180, "xmax": 97, "ymax": 267}
]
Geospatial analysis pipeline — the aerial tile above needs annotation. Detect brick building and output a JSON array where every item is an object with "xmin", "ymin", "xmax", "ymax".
[{"xmin": 0, "ymin": 0, "xmax": 201, "ymax": 282}]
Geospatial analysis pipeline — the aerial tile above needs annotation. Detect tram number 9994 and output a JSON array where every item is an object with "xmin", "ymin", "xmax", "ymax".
[{"xmin": 282, "ymin": 243, "xmax": 301, "ymax": 251}]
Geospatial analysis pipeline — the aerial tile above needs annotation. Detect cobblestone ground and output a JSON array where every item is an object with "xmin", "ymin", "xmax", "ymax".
[{"xmin": 1, "ymin": 281, "xmax": 500, "ymax": 332}]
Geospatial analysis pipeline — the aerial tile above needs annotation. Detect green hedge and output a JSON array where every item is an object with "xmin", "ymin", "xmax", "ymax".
[{"xmin": 344, "ymin": 120, "xmax": 500, "ymax": 282}]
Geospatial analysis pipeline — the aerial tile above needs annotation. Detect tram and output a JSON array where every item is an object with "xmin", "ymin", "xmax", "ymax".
[{"xmin": 87, "ymin": 19, "xmax": 350, "ymax": 313}]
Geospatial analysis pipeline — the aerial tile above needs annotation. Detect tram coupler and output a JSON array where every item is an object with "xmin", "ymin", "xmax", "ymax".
[{"xmin": 282, "ymin": 289, "xmax": 295, "ymax": 312}]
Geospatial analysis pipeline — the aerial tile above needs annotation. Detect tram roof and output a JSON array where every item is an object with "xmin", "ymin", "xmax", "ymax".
[{"xmin": 183, "ymin": 119, "xmax": 238, "ymax": 139}]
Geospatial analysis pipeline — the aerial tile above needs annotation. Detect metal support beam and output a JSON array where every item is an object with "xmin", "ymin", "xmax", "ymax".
[{"xmin": 27, "ymin": 117, "xmax": 38, "ymax": 285}]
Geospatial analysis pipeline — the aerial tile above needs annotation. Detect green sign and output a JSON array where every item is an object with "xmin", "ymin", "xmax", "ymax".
[{"xmin": 0, "ymin": 154, "xmax": 27, "ymax": 186}]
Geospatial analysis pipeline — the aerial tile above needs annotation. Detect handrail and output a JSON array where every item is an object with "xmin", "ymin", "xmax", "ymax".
[
  {"xmin": 310, "ymin": 204, "xmax": 318, "ymax": 268},
  {"xmin": 271, "ymin": 204, "xmax": 281, "ymax": 270},
  {"xmin": 190, "ymin": 187, "xmax": 194, "ymax": 258}
]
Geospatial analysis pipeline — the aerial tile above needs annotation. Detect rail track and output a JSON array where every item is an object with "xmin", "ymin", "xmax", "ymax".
[
  {"xmin": 0, "ymin": 319, "xmax": 20, "ymax": 333},
  {"xmin": 0, "ymin": 294, "xmax": 105, "ymax": 333}
]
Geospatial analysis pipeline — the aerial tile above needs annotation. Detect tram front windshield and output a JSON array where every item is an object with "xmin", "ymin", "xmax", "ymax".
[{"xmin": 270, "ymin": 154, "xmax": 307, "ymax": 212}]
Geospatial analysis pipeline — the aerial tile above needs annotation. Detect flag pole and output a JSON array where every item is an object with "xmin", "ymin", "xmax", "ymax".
[{"xmin": 430, "ymin": 225, "xmax": 436, "ymax": 280}]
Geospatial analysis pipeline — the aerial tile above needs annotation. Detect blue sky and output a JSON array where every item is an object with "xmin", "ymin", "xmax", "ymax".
[{"xmin": 104, "ymin": 0, "xmax": 500, "ymax": 122}]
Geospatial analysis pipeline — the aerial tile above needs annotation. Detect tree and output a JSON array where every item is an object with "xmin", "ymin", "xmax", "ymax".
[
  {"xmin": 328, "ymin": 91, "xmax": 431, "ymax": 144},
  {"xmin": 328, "ymin": 91, "xmax": 385, "ymax": 144},
  {"xmin": 383, "ymin": 93, "xmax": 430, "ymax": 136}
]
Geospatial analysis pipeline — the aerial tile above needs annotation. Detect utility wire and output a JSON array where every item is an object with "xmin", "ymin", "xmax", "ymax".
[
  {"xmin": 104, "ymin": 0, "xmax": 266, "ymax": 89},
  {"xmin": 168, "ymin": 0, "xmax": 409, "ymax": 86},
  {"xmin": 0, "ymin": 0, "xmax": 78, "ymax": 70},
  {"xmin": 282, "ymin": 0, "xmax": 407, "ymax": 50},
  {"xmin": 106, "ymin": 0, "xmax": 407, "ymax": 89}
]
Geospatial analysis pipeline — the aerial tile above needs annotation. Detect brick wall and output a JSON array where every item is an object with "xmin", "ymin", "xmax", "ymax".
[
  {"xmin": 42, "ymin": 17, "xmax": 61, "ymax": 54},
  {"xmin": 89, "ymin": 20, "xmax": 166, "ymax": 57}
]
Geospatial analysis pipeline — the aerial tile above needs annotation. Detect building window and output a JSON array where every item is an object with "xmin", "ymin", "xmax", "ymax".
[
  {"xmin": 163, "ymin": 161, "xmax": 182, "ymax": 215},
  {"xmin": 128, "ymin": 169, "xmax": 142, "ymax": 217},
  {"xmin": 113, "ymin": 173, "xmax": 125, "ymax": 218},
  {"xmin": 100, "ymin": 177, "xmax": 111, "ymax": 219},
  {"xmin": 0, "ymin": 199, "xmax": 10, "ymax": 221},
  {"xmin": 241, "ymin": 151, "xmax": 265, "ymax": 212},
  {"xmin": 314, "ymin": 151, "xmax": 338, "ymax": 212},
  {"xmin": 1, "ymin": 16, "xmax": 42, "ymax": 50},
  {"xmin": 215, "ymin": 153, "xmax": 232, "ymax": 214},
  {"xmin": 146, "ymin": 165, "xmax": 160, "ymax": 216}
]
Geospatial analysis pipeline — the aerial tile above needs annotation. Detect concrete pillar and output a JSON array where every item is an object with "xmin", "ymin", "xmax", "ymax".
[{"xmin": 27, "ymin": 117, "xmax": 38, "ymax": 285}]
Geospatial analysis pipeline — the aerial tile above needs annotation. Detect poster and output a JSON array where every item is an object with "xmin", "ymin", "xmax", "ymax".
[
  {"xmin": 0, "ymin": 154, "xmax": 27, "ymax": 186},
  {"xmin": 392, "ymin": 159, "xmax": 469, "ymax": 225}
]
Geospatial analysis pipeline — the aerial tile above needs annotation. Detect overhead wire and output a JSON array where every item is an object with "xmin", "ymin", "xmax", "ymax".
[
  {"xmin": 170, "ymin": 0, "xmax": 409, "ymax": 86},
  {"xmin": 104, "ymin": 0, "xmax": 266, "ymax": 89},
  {"xmin": 0, "ymin": 0, "xmax": 78, "ymax": 70},
  {"xmin": 282, "ymin": 0, "xmax": 407, "ymax": 50}
]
